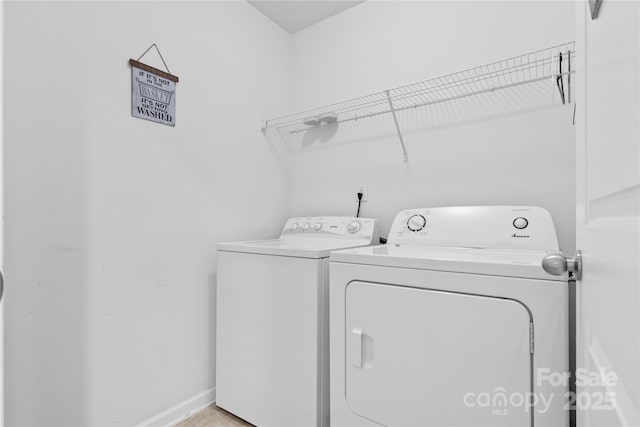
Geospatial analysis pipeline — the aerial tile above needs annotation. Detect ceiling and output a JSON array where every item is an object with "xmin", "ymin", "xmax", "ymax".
[{"xmin": 248, "ymin": 1, "xmax": 366, "ymax": 34}]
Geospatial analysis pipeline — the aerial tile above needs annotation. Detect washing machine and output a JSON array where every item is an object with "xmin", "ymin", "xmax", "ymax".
[
  {"xmin": 217, "ymin": 216, "xmax": 378, "ymax": 427},
  {"xmin": 329, "ymin": 206, "xmax": 569, "ymax": 427}
]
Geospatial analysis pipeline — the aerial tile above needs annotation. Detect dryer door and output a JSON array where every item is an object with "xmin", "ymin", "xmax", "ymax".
[{"xmin": 345, "ymin": 281, "xmax": 533, "ymax": 427}]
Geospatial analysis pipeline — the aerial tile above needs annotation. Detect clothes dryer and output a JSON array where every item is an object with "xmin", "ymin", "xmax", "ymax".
[{"xmin": 329, "ymin": 206, "xmax": 568, "ymax": 427}]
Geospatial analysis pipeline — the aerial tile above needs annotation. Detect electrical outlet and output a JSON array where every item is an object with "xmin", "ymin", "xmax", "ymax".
[{"xmin": 356, "ymin": 182, "xmax": 368, "ymax": 202}]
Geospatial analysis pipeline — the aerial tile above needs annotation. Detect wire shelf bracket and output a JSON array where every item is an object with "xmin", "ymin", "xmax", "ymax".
[
  {"xmin": 262, "ymin": 42, "xmax": 575, "ymax": 163},
  {"xmin": 385, "ymin": 90, "xmax": 409, "ymax": 162}
]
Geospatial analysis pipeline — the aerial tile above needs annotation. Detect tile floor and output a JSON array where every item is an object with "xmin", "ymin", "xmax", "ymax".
[{"xmin": 176, "ymin": 404, "xmax": 253, "ymax": 427}]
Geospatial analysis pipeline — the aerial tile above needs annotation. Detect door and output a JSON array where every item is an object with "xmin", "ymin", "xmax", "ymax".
[
  {"xmin": 345, "ymin": 281, "xmax": 532, "ymax": 427},
  {"xmin": 0, "ymin": 0, "xmax": 5, "ymax": 422},
  {"xmin": 575, "ymin": 1, "xmax": 640, "ymax": 426}
]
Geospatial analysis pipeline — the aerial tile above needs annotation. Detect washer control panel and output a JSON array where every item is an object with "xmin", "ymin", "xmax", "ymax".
[
  {"xmin": 388, "ymin": 206, "xmax": 559, "ymax": 251},
  {"xmin": 282, "ymin": 217, "xmax": 377, "ymax": 240}
]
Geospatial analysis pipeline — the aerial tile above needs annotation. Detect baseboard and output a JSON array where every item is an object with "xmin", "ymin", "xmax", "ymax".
[{"xmin": 137, "ymin": 387, "xmax": 216, "ymax": 427}]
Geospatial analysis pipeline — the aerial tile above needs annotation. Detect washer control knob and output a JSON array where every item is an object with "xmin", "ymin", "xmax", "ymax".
[
  {"xmin": 407, "ymin": 215, "xmax": 427, "ymax": 232},
  {"xmin": 302, "ymin": 222, "xmax": 311, "ymax": 231},
  {"xmin": 513, "ymin": 217, "xmax": 529, "ymax": 229},
  {"xmin": 347, "ymin": 220, "xmax": 361, "ymax": 233},
  {"xmin": 291, "ymin": 222, "xmax": 300, "ymax": 231},
  {"xmin": 314, "ymin": 223, "xmax": 323, "ymax": 231}
]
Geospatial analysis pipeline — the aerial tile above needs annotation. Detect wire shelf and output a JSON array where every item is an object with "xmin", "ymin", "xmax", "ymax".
[{"xmin": 263, "ymin": 42, "xmax": 575, "ymax": 161}]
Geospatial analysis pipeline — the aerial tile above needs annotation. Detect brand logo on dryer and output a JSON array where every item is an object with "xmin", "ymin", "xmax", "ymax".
[{"xmin": 511, "ymin": 233, "xmax": 530, "ymax": 238}]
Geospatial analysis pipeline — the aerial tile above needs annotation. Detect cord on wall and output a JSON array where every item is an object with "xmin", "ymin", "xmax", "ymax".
[{"xmin": 356, "ymin": 192, "xmax": 363, "ymax": 218}]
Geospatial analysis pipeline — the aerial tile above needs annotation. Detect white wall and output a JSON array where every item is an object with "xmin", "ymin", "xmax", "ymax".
[
  {"xmin": 3, "ymin": 1, "xmax": 291, "ymax": 425},
  {"xmin": 285, "ymin": 0, "xmax": 576, "ymax": 253},
  {"xmin": 3, "ymin": 1, "xmax": 579, "ymax": 426}
]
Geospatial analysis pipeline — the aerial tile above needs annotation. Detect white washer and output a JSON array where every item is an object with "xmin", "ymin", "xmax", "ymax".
[
  {"xmin": 330, "ymin": 206, "xmax": 569, "ymax": 427},
  {"xmin": 217, "ymin": 217, "xmax": 378, "ymax": 427}
]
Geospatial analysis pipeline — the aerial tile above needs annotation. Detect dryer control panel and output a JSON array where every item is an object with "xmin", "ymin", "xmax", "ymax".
[
  {"xmin": 388, "ymin": 206, "xmax": 559, "ymax": 251},
  {"xmin": 281, "ymin": 217, "xmax": 378, "ymax": 240}
]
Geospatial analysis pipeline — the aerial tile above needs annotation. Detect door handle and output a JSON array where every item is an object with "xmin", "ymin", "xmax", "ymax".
[
  {"xmin": 542, "ymin": 250, "xmax": 582, "ymax": 280},
  {"xmin": 0, "ymin": 270, "xmax": 4, "ymax": 302},
  {"xmin": 349, "ymin": 328, "xmax": 363, "ymax": 368}
]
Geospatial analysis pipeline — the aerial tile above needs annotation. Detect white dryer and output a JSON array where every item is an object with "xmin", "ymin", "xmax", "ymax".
[
  {"xmin": 329, "ymin": 206, "xmax": 569, "ymax": 427},
  {"xmin": 217, "ymin": 217, "xmax": 378, "ymax": 427}
]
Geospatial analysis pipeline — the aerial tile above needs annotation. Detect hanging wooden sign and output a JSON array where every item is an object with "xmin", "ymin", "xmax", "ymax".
[{"xmin": 129, "ymin": 44, "xmax": 179, "ymax": 127}]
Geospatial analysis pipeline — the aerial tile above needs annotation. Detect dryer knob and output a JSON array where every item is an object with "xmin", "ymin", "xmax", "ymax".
[
  {"xmin": 347, "ymin": 220, "xmax": 361, "ymax": 233},
  {"xmin": 407, "ymin": 215, "xmax": 427, "ymax": 232},
  {"xmin": 302, "ymin": 222, "xmax": 311, "ymax": 231},
  {"xmin": 513, "ymin": 217, "xmax": 529, "ymax": 229},
  {"xmin": 291, "ymin": 222, "xmax": 300, "ymax": 231}
]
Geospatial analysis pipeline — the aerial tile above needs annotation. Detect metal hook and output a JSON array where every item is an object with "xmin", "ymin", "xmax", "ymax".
[{"xmin": 556, "ymin": 52, "xmax": 566, "ymax": 104}]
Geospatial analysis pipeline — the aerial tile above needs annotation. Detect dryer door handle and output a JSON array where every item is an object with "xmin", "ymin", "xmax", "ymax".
[{"xmin": 349, "ymin": 328, "xmax": 363, "ymax": 368}]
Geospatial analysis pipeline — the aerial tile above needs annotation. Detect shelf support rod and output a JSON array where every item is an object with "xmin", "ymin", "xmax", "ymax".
[
  {"xmin": 385, "ymin": 90, "xmax": 409, "ymax": 163},
  {"xmin": 567, "ymin": 50, "xmax": 571, "ymax": 104}
]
